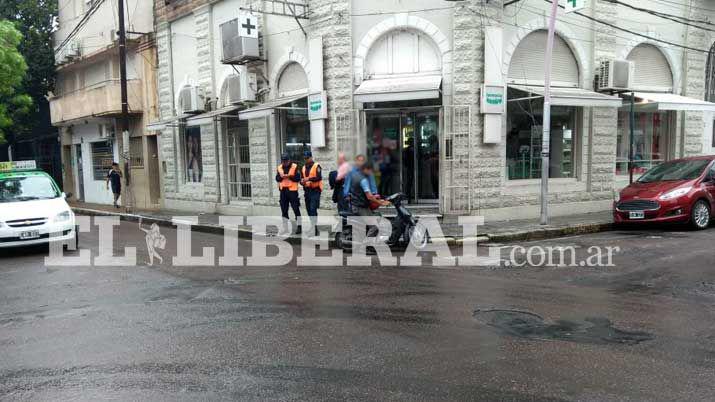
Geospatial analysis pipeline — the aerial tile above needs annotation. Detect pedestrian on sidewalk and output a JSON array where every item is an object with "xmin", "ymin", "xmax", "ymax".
[
  {"xmin": 106, "ymin": 162, "xmax": 122, "ymax": 208},
  {"xmin": 276, "ymin": 153, "xmax": 302, "ymax": 235},
  {"xmin": 300, "ymin": 151, "xmax": 323, "ymax": 236},
  {"xmin": 330, "ymin": 152, "xmax": 350, "ymax": 213}
]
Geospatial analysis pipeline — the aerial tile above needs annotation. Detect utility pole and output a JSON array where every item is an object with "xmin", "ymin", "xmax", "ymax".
[
  {"xmin": 118, "ymin": 0, "xmax": 132, "ymax": 211},
  {"xmin": 540, "ymin": 0, "xmax": 560, "ymax": 225}
]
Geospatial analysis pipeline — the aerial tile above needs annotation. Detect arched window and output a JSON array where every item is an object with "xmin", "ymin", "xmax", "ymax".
[
  {"xmin": 508, "ymin": 30, "xmax": 579, "ymax": 87},
  {"xmin": 626, "ymin": 44, "xmax": 673, "ymax": 92},
  {"xmin": 277, "ymin": 62, "xmax": 308, "ymax": 98},
  {"xmin": 364, "ymin": 29, "xmax": 441, "ymax": 79}
]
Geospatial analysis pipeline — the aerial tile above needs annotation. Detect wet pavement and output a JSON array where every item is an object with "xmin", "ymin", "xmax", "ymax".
[{"xmin": 1, "ymin": 220, "xmax": 715, "ymax": 401}]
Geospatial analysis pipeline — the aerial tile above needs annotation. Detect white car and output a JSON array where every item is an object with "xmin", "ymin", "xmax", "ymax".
[{"xmin": 0, "ymin": 162, "xmax": 77, "ymax": 249}]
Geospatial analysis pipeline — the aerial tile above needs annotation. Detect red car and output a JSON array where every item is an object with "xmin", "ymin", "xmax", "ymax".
[{"xmin": 614, "ymin": 156, "xmax": 715, "ymax": 230}]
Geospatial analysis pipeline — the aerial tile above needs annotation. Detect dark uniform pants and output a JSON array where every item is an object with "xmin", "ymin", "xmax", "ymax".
[{"xmin": 280, "ymin": 190, "xmax": 301, "ymax": 221}]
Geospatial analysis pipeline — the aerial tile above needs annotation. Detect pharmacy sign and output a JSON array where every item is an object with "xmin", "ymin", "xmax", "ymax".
[{"xmin": 564, "ymin": 0, "xmax": 584, "ymax": 13}]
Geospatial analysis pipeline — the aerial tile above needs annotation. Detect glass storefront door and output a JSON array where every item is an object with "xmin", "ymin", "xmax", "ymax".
[{"xmin": 367, "ymin": 109, "xmax": 440, "ymax": 203}]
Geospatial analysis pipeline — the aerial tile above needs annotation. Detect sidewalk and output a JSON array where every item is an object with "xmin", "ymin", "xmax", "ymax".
[{"xmin": 69, "ymin": 202, "xmax": 614, "ymax": 244}]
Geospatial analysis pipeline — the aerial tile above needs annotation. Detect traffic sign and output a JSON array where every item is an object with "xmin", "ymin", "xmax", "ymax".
[{"xmin": 564, "ymin": 0, "xmax": 584, "ymax": 13}]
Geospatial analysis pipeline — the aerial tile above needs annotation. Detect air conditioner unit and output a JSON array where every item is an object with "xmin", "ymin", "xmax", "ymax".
[
  {"xmin": 220, "ymin": 17, "xmax": 260, "ymax": 64},
  {"xmin": 65, "ymin": 40, "xmax": 82, "ymax": 61},
  {"xmin": 178, "ymin": 85, "xmax": 204, "ymax": 114},
  {"xmin": 226, "ymin": 73, "xmax": 257, "ymax": 104},
  {"xmin": 598, "ymin": 59, "xmax": 634, "ymax": 92}
]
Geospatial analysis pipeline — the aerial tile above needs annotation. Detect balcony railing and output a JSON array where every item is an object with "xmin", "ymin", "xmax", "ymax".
[{"xmin": 50, "ymin": 79, "xmax": 143, "ymax": 125}]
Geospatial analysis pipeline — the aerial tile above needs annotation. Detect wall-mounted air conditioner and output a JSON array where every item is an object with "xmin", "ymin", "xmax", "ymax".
[
  {"xmin": 65, "ymin": 40, "xmax": 82, "ymax": 61},
  {"xmin": 226, "ymin": 73, "xmax": 257, "ymax": 104},
  {"xmin": 220, "ymin": 15, "xmax": 260, "ymax": 64},
  {"xmin": 598, "ymin": 59, "xmax": 634, "ymax": 92},
  {"xmin": 178, "ymin": 85, "xmax": 204, "ymax": 114}
]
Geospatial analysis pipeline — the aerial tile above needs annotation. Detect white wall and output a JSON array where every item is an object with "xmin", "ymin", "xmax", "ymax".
[
  {"xmin": 170, "ymin": 14, "xmax": 198, "ymax": 102},
  {"xmin": 212, "ymin": 0, "xmax": 249, "ymax": 98},
  {"xmin": 54, "ymin": 0, "xmax": 154, "ymax": 59}
]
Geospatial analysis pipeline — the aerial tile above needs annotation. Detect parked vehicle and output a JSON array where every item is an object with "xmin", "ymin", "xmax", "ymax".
[
  {"xmin": 614, "ymin": 156, "xmax": 715, "ymax": 230},
  {"xmin": 0, "ymin": 161, "xmax": 78, "ymax": 249},
  {"xmin": 335, "ymin": 193, "xmax": 429, "ymax": 251}
]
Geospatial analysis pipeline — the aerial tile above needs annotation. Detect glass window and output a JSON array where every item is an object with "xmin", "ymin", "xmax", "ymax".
[
  {"xmin": 184, "ymin": 126, "xmax": 203, "ymax": 183},
  {"xmin": 90, "ymin": 141, "xmax": 114, "ymax": 181},
  {"xmin": 226, "ymin": 119, "xmax": 252, "ymax": 200},
  {"xmin": 506, "ymin": 88, "xmax": 578, "ymax": 180},
  {"xmin": 130, "ymin": 137, "xmax": 144, "ymax": 168},
  {"xmin": 280, "ymin": 97, "xmax": 310, "ymax": 164},
  {"xmin": 0, "ymin": 175, "xmax": 60, "ymax": 202},
  {"xmin": 637, "ymin": 159, "xmax": 710, "ymax": 183},
  {"xmin": 616, "ymin": 111, "xmax": 669, "ymax": 176}
]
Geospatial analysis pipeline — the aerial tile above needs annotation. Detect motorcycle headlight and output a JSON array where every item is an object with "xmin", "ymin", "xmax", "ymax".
[
  {"xmin": 54, "ymin": 211, "xmax": 72, "ymax": 223},
  {"xmin": 658, "ymin": 187, "xmax": 693, "ymax": 201}
]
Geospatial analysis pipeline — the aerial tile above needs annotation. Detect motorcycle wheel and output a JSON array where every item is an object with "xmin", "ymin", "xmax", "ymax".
[{"xmin": 407, "ymin": 223, "xmax": 429, "ymax": 250}]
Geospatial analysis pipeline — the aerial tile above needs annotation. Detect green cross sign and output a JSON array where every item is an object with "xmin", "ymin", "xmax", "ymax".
[{"xmin": 564, "ymin": 0, "xmax": 584, "ymax": 13}]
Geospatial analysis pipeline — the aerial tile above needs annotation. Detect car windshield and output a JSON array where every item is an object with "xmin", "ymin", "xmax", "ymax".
[
  {"xmin": 0, "ymin": 175, "xmax": 60, "ymax": 202},
  {"xmin": 637, "ymin": 160, "xmax": 711, "ymax": 184}
]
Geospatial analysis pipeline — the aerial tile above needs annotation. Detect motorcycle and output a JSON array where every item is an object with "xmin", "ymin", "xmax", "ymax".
[{"xmin": 334, "ymin": 193, "xmax": 429, "ymax": 251}]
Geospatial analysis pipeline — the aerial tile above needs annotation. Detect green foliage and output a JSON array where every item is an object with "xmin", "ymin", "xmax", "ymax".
[
  {"xmin": 0, "ymin": 20, "xmax": 31, "ymax": 144},
  {"xmin": 0, "ymin": 0, "xmax": 58, "ymax": 144}
]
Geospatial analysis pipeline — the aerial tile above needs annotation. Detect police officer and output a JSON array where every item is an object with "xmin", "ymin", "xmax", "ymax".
[
  {"xmin": 300, "ymin": 151, "xmax": 323, "ymax": 236},
  {"xmin": 276, "ymin": 153, "xmax": 302, "ymax": 235}
]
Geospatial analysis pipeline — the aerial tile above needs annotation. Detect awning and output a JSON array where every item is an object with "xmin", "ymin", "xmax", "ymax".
[
  {"xmin": 186, "ymin": 105, "xmax": 241, "ymax": 126},
  {"xmin": 509, "ymin": 85, "xmax": 623, "ymax": 108},
  {"xmin": 631, "ymin": 92, "xmax": 715, "ymax": 112},
  {"xmin": 354, "ymin": 75, "xmax": 442, "ymax": 103},
  {"xmin": 238, "ymin": 94, "xmax": 307, "ymax": 120}
]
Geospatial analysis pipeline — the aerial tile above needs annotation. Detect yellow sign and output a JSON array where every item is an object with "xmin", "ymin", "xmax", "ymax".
[{"xmin": 0, "ymin": 161, "xmax": 37, "ymax": 172}]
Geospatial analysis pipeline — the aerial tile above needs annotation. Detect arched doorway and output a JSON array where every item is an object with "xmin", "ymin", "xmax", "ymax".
[
  {"xmin": 276, "ymin": 62, "xmax": 311, "ymax": 163},
  {"xmin": 506, "ymin": 30, "xmax": 582, "ymax": 181},
  {"xmin": 357, "ymin": 28, "xmax": 443, "ymax": 203}
]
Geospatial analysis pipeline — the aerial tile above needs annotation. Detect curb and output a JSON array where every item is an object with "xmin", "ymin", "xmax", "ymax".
[{"xmin": 71, "ymin": 207, "xmax": 614, "ymax": 246}]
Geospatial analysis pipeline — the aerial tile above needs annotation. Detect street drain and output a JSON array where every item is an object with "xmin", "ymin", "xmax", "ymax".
[{"xmin": 473, "ymin": 308, "xmax": 653, "ymax": 345}]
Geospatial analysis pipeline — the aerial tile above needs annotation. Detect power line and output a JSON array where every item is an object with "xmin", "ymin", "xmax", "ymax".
[
  {"xmin": 606, "ymin": 0, "xmax": 715, "ymax": 32},
  {"xmin": 55, "ymin": 0, "xmax": 106, "ymax": 53},
  {"xmin": 651, "ymin": 0, "xmax": 715, "ymax": 13},
  {"xmin": 541, "ymin": 0, "xmax": 709, "ymax": 53}
]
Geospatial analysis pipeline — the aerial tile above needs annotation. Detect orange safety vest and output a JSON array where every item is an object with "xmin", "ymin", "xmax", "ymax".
[
  {"xmin": 301, "ymin": 163, "xmax": 324, "ymax": 192},
  {"xmin": 277, "ymin": 163, "xmax": 299, "ymax": 191}
]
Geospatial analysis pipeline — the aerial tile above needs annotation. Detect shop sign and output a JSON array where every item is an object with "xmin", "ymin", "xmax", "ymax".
[
  {"xmin": 564, "ymin": 0, "xmax": 585, "ymax": 13},
  {"xmin": 308, "ymin": 91, "xmax": 328, "ymax": 121},
  {"xmin": 481, "ymin": 85, "xmax": 505, "ymax": 114}
]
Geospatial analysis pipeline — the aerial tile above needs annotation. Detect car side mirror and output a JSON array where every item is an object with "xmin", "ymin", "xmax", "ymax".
[{"xmin": 63, "ymin": 192, "xmax": 72, "ymax": 199}]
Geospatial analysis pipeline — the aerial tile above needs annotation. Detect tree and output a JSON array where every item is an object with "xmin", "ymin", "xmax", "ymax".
[
  {"xmin": 0, "ymin": 20, "xmax": 31, "ymax": 144},
  {"xmin": 0, "ymin": 0, "xmax": 58, "ymax": 144}
]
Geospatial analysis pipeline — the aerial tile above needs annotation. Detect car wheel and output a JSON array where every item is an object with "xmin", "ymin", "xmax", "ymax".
[{"xmin": 690, "ymin": 200, "xmax": 711, "ymax": 230}]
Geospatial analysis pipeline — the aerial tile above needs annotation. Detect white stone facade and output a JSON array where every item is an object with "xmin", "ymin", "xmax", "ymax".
[{"xmin": 153, "ymin": 0, "xmax": 715, "ymax": 220}]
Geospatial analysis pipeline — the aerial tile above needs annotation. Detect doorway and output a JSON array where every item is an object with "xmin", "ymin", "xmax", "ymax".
[
  {"xmin": 75, "ymin": 144, "xmax": 85, "ymax": 201},
  {"xmin": 366, "ymin": 108, "xmax": 440, "ymax": 203}
]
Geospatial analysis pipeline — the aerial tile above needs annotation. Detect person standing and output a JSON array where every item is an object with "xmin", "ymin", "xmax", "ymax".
[
  {"xmin": 106, "ymin": 162, "xmax": 123, "ymax": 208},
  {"xmin": 331, "ymin": 152, "xmax": 351, "ymax": 213},
  {"xmin": 276, "ymin": 153, "xmax": 302, "ymax": 235},
  {"xmin": 300, "ymin": 151, "xmax": 323, "ymax": 236}
]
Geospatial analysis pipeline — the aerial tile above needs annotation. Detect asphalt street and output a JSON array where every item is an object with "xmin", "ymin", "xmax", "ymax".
[{"xmin": 1, "ymin": 219, "xmax": 715, "ymax": 401}]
